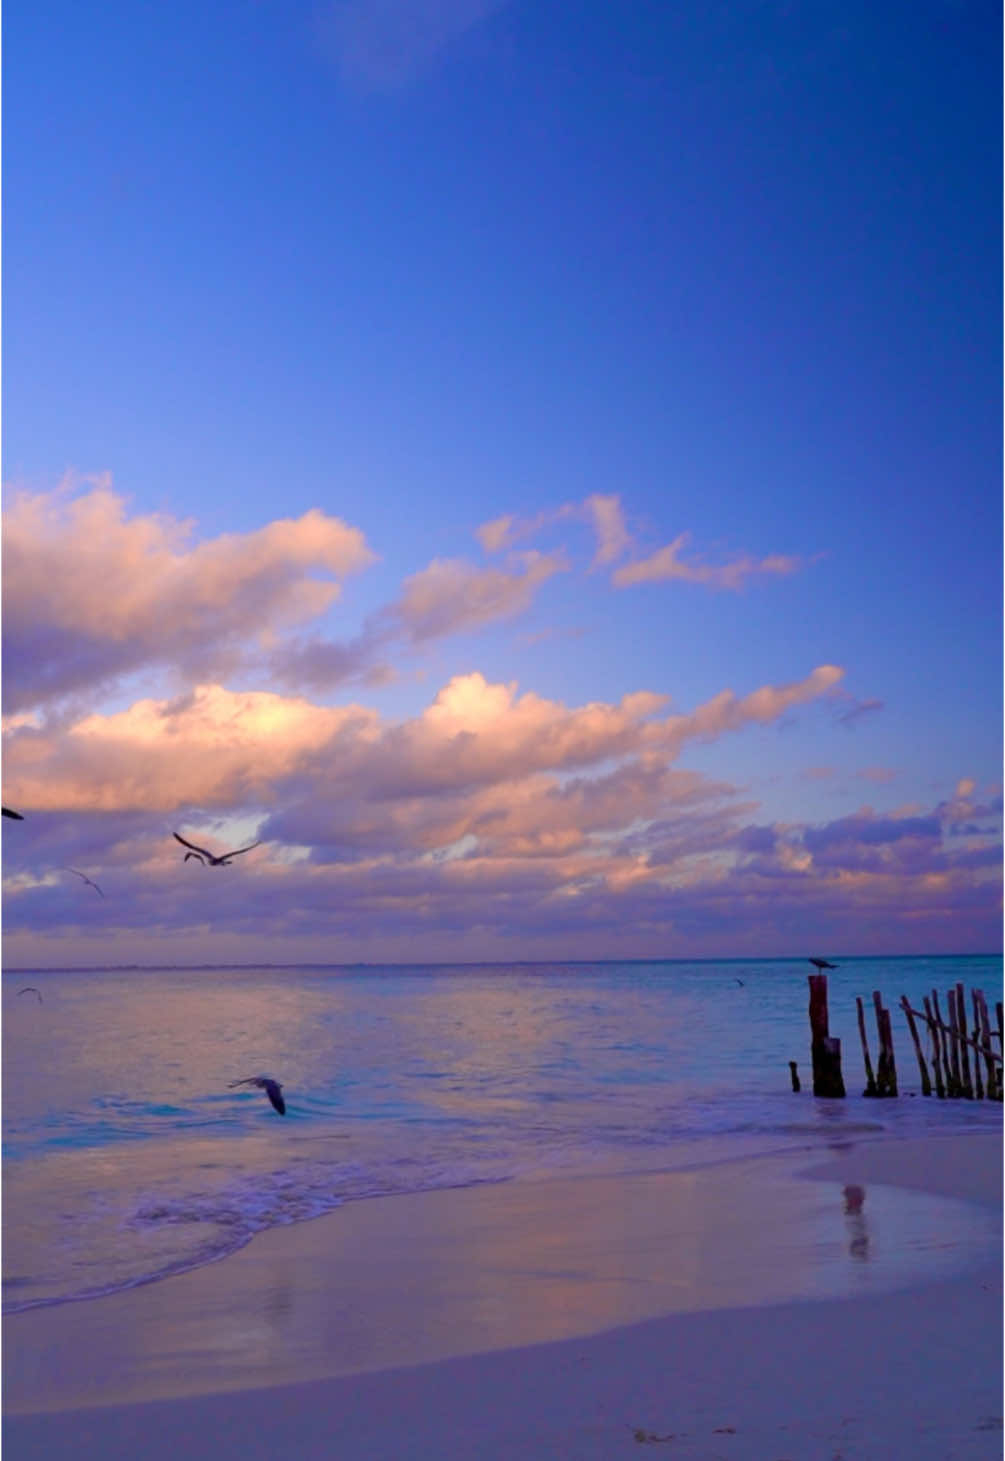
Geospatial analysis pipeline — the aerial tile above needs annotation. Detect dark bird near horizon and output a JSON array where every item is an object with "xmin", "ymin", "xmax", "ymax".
[
  {"xmin": 735, "ymin": 978, "xmax": 745, "ymax": 987},
  {"xmin": 809, "ymin": 957, "xmax": 839, "ymax": 970},
  {"xmin": 2, "ymin": 807, "xmax": 24, "ymax": 820},
  {"xmin": 229, "ymin": 1075, "xmax": 285, "ymax": 1115},
  {"xmin": 65, "ymin": 867, "xmax": 104, "ymax": 897},
  {"xmin": 17, "ymin": 987, "xmax": 43, "ymax": 1003},
  {"xmin": 174, "ymin": 832, "xmax": 261, "ymax": 867}
]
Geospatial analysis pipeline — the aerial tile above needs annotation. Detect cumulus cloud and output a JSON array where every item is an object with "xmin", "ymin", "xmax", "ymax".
[
  {"xmin": 612, "ymin": 532, "xmax": 801, "ymax": 590},
  {"xmin": 390, "ymin": 550, "xmax": 567, "ymax": 642},
  {"xmin": 2, "ymin": 482, "xmax": 376, "ymax": 713}
]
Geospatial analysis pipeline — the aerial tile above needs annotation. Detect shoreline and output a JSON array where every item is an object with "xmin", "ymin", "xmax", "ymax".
[
  {"xmin": 4, "ymin": 1128, "xmax": 1000, "ymax": 1451},
  {"xmin": 5, "ymin": 1118, "xmax": 997, "ymax": 1323}
]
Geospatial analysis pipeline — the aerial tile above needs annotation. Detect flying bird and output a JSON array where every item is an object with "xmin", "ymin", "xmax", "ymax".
[
  {"xmin": 2, "ymin": 807, "xmax": 24, "ymax": 820},
  {"xmin": 229, "ymin": 1075, "xmax": 286, "ymax": 1115},
  {"xmin": 65, "ymin": 867, "xmax": 104, "ymax": 897},
  {"xmin": 809, "ymin": 957, "xmax": 839, "ymax": 970},
  {"xmin": 17, "ymin": 987, "xmax": 43, "ymax": 1003},
  {"xmin": 174, "ymin": 833, "xmax": 261, "ymax": 867}
]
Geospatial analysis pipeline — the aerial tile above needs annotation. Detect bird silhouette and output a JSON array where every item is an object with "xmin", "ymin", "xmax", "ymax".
[
  {"xmin": 229, "ymin": 1075, "xmax": 286, "ymax": 1114},
  {"xmin": 2, "ymin": 807, "xmax": 24, "ymax": 820},
  {"xmin": 65, "ymin": 867, "xmax": 104, "ymax": 897},
  {"xmin": 809, "ymin": 957, "xmax": 839, "ymax": 970},
  {"xmin": 17, "ymin": 987, "xmax": 43, "ymax": 1003},
  {"xmin": 174, "ymin": 833, "xmax": 261, "ymax": 867}
]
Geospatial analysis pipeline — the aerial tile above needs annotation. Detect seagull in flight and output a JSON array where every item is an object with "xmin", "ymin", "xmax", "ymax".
[
  {"xmin": 2, "ymin": 807, "xmax": 24, "ymax": 820},
  {"xmin": 17, "ymin": 987, "xmax": 43, "ymax": 1003},
  {"xmin": 809, "ymin": 957, "xmax": 839, "ymax": 970},
  {"xmin": 229, "ymin": 1075, "xmax": 286, "ymax": 1115},
  {"xmin": 174, "ymin": 832, "xmax": 261, "ymax": 867},
  {"xmin": 65, "ymin": 867, "xmax": 104, "ymax": 897}
]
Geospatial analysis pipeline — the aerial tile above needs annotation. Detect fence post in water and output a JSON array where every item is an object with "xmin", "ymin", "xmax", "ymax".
[
  {"xmin": 955, "ymin": 983, "xmax": 974, "ymax": 1098},
  {"xmin": 789, "ymin": 1060, "xmax": 801, "ymax": 1092},
  {"xmin": 879, "ymin": 1006, "xmax": 898, "ymax": 1096},
  {"xmin": 872, "ymin": 991, "xmax": 896, "ymax": 1097},
  {"xmin": 856, "ymin": 996, "xmax": 879, "ymax": 1097},
  {"xmin": 923, "ymin": 995, "xmax": 946, "ymax": 1098},
  {"xmin": 975, "ymin": 991, "xmax": 998, "ymax": 1101},
  {"xmin": 969, "ymin": 990, "xmax": 985, "ymax": 1100},
  {"xmin": 900, "ymin": 997, "xmax": 932, "ymax": 1096},
  {"xmin": 808, "ymin": 973, "xmax": 845, "ymax": 1098},
  {"xmin": 939, "ymin": 989, "xmax": 961, "ymax": 1097}
]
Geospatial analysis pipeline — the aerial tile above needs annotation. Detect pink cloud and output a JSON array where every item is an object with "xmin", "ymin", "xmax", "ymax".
[
  {"xmin": 2, "ymin": 483, "xmax": 376, "ymax": 712},
  {"xmin": 393, "ymin": 550, "xmax": 567, "ymax": 641},
  {"xmin": 612, "ymin": 532, "xmax": 801, "ymax": 590}
]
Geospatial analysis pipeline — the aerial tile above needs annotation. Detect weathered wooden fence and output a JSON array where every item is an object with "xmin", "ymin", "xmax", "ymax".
[{"xmin": 797, "ymin": 974, "xmax": 1003, "ymax": 1100}]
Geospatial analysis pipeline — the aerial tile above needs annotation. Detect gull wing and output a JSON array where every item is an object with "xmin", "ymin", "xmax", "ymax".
[
  {"xmin": 222, "ymin": 840, "xmax": 261, "ymax": 859},
  {"xmin": 66, "ymin": 868, "xmax": 105, "ymax": 895},
  {"xmin": 174, "ymin": 832, "xmax": 215, "ymax": 859}
]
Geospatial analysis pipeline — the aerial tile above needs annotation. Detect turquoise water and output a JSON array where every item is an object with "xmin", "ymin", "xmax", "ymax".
[{"xmin": 3, "ymin": 955, "xmax": 1001, "ymax": 1313}]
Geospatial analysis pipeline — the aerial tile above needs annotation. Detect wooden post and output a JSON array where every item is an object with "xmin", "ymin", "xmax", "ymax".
[
  {"xmin": 975, "ymin": 991, "xmax": 998, "ymax": 1101},
  {"xmin": 900, "ymin": 997, "xmax": 932, "ymax": 1096},
  {"xmin": 943, "ymin": 989, "xmax": 962, "ymax": 1097},
  {"xmin": 970, "ymin": 989, "xmax": 985, "ymax": 1099},
  {"xmin": 789, "ymin": 1060, "xmax": 801, "ymax": 1092},
  {"xmin": 997, "ymin": 1002, "xmax": 1004, "ymax": 1064},
  {"xmin": 857, "ymin": 996, "xmax": 878, "ymax": 1096},
  {"xmin": 955, "ymin": 982, "xmax": 974, "ymax": 1098},
  {"xmin": 808, "ymin": 974, "xmax": 845, "ymax": 1097},
  {"xmin": 879, "ymin": 1006, "xmax": 897, "ymax": 1096},
  {"xmin": 923, "ymin": 995, "xmax": 946, "ymax": 1098},
  {"xmin": 872, "ymin": 991, "xmax": 896, "ymax": 1097}
]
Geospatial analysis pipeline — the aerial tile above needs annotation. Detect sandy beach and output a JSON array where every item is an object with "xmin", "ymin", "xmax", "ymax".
[{"xmin": 4, "ymin": 1130, "xmax": 1001, "ymax": 1459}]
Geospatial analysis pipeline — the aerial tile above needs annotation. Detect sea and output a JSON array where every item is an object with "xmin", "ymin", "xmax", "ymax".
[{"xmin": 3, "ymin": 954, "xmax": 1001, "ymax": 1316}]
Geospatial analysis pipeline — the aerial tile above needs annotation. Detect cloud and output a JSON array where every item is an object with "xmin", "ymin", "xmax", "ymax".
[
  {"xmin": 2, "ymin": 665, "xmax": 840, "ymax": 819},
  {"xmin": 390, "ymin": 550, "xmax": 567, "ymax": 642},
  {"xmin": 319, "ymin": 0, "xmax": 507, "ymax": 90},
  {"xmin": 612, "ymin": 532, "xmax": 801, "ymax": 590},
  {"xmin": 582, "ymin": 494, "xmax": 631, "ymax": 566},
  {"xmin": 2, "ymin": 482, "xmax": 376, "ymax": 713}
]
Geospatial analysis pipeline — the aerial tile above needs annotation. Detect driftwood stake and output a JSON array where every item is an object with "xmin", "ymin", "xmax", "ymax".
[
  {"xmin": 923, "ymin": 995, "xmax": 946, "ymax": 1098},
  {"xmin": 970, "ymin": 989, "xmax": 984, "ymax": 1099},
  {"xmin": 945, "ymin": 989, "xmax": 963, "ymax": 1096},
  {"xmin": 975, "ymin": 991, "xmax": 998, "ymax": 1101},
  {"xmin": 856, "ymin": 996, "xmax": 878, "ymax": 1097},
  {"xmin": 931, "ymin": 990, "xmax": 952, "ymax": 1094},
  {"xmin": 788, "ymin": 1060, "xmax": 801, "ymax": 1092},
  {"xmin": 955, "ymin": 982, "xmax": 974, "ymax": 1098},
  {"xmin": 879, "ymin": 1006, "xmax": 897, "ymax": 1097},
  {"xmin": 872, "ymin": 991, "xmax": 896, "ymax": 1097},
  {"xmin": 808, "ymin": 974, "xmax": 845, "ymax": 1098},
  {"xmin": 900, "ymin": 997, "xmax": 931, "ymax": 1096}
]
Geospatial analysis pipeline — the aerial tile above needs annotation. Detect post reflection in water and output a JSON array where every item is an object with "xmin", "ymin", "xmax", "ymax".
[{"xmin": 843, "ymin": 1183, "xmax": 869, "ymax": 1262}]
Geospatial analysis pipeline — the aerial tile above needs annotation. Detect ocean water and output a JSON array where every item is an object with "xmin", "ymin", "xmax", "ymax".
[{"xmin": 3, "ymin": 955, "xmax": 1001, "ymax": 1315}]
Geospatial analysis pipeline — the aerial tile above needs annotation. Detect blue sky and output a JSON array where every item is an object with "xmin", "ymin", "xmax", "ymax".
[{"xmin": 2, "ymin": 0, "xmax": 1000, "ymax": 964}]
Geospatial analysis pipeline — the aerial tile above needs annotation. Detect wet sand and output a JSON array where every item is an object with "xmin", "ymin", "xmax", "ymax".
[{"xmin": 4, "ymin": 1131, "xmax": 1001, "ymax": 1459}]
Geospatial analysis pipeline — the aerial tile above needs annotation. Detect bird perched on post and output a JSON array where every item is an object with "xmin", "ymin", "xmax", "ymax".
[
  {"xmin": 809, "ymin": 957, "xmax": 839, "ymax": 970},
  {"xmin": 229, "ymin": 1075, "xmax": 286, "ymax": 1114}
]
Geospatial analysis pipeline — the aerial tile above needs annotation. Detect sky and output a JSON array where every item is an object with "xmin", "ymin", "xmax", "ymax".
[{"xmin": 2, "ymin": 0, "xmax": 1001, "ymax": 966}]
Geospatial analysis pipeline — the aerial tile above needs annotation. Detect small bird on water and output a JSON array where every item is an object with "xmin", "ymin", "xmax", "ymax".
[
  {"xmin": 174, "ymin": 832, "xmax": 261, "ymax": 866},
  {"xmin": 809, "ymin": 957, "xmax": 839, "ymax": 970},
  {"xmin": 229, "ymin": 1075, "xmax": 286, "ymax": 1114}
]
